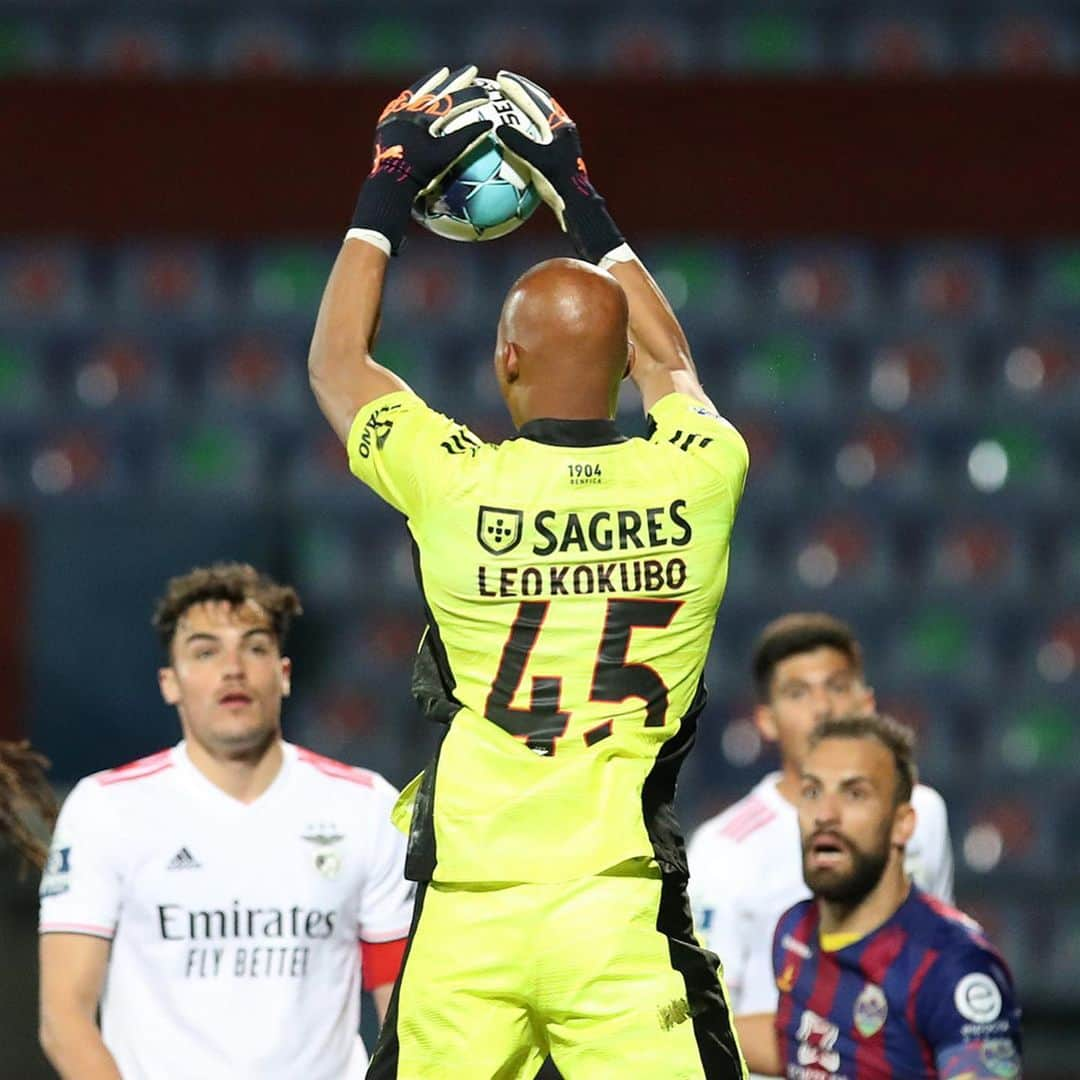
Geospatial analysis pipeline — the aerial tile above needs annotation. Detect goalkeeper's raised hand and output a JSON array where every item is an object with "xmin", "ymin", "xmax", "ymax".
[
  {"xmin": 351, "ymin": 65, "xmax": 493, "ymax": 254},
  {"xmin": 494, "ymin": 70, "xmax": 625, "ymax": 264}
]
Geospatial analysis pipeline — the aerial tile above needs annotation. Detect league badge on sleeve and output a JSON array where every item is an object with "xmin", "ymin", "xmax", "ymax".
[
  {"xmin": 40, "ymin": 845, "xmax": 72, "ymax": 898},
  {"xmin": 954, "ymin": 973, "xmax": 1003, "ymax": 1024},
  {"xmin": 980, "ymin": 1038, "xmax": 1021, "ymax": 1078}
]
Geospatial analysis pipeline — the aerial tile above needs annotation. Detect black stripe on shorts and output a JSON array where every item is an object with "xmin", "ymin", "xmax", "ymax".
[
  {"xmin": 365, "ymin": 881, "xmax": 428, "ymax": 1080},
  {"xmin": 658, "ymin": 875, "xmax": 745, "ymax": 1079}
]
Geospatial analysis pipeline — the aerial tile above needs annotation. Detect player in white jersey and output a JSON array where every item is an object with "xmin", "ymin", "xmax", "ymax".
[
  {"xmin": 687, "ymin": 612, "xmax": 953, "ymax": 1075},
  {"xmin": 38, "ymin": 564, "xmax": 414, "ymax": 1080}
]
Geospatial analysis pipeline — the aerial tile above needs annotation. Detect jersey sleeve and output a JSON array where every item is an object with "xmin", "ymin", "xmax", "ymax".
[
  {"xmin": 739, "ymin": 922, "xmax": 782, "ymax": 1015},
  {"xmin": 356, "ymin": 776, "xmax": 415, "ymax": 946},
  {"xmin": 38, "ymin": 778, "xmax": 122, "ymax": 939},
  {"xmin": 346, "ymin": 390, "xmax": 483, "ymax": 521},
  {"xmin": 646, "ymin": 392, "xmax": 749, "ymax": 506},
  {"xmin": 686, "ymin": 827, "xmax": 753, "ymax": 1013},
  {"xmin": 911, "ymin": 785, "xmax": 955, "ymax": 904},
  {"xmin": 917, "ymin": 943, "xmax": 1022, "ymax": 1078}
]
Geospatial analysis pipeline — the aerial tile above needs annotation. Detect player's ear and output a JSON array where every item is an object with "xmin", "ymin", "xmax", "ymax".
[
  {"xmin": 891, "ymin": 799, "xmax": 916, "ymax": 849},
  {"xmin": 159, "ymin": 666, "xmax": 181, "ymax": 706},
  {"xmin": 858, "ymin": 680, "xmax": 876, "ymax": 712},
  {"xmin": 281, "ymin": 657, "xmax": 292, "ymax": 698},
  {"xmin": 754, "ymin": 703, "xmax": 780, "ymax": 744},
  {"xmin": 504, "ymin": 341, "xmax": 521, "ymax": 384},
  {"xmin": 623, "ymin": 338, "xmax": 635, "ymax": 381}
]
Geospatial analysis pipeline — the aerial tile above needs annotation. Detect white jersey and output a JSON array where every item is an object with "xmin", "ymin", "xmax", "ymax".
[
  {"xmin": 39, "ymin": 741, "xmax": 414, "ymax": 1080},
  {"xmin": 687, "ymin": 771, "xmax": 953, "ymax": 1019}
]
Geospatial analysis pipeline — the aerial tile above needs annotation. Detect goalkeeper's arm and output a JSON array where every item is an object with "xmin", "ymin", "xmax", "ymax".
[
  {"xmin": 308, "ymin": 239, "xmax": 404, "ymax": 445},
  {"xmin": 494, "ymin": 70, "xmax": 714, "ymax": 416},
  {"xmin": 603, "ymin": 253, "xmax": 715, "ymax": 416},
  {"xmin": 309, "ymin": 66, "xmax": 491, "ymax": 444}
]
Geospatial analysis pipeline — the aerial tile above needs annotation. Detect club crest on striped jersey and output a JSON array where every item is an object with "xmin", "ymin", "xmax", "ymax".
[
  {"xmin": 477, "ymin": 506, "xmax": 523, "ymax": 555},
  {"xmin": 854, "ymin": 983, "xmax": 888, "ymax": 1037}
]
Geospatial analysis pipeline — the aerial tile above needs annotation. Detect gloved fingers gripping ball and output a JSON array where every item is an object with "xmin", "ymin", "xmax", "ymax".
[
  {"xmin": 352, "ymin": 65, "xmax": 493, "ymax": 253},
  {"xmin": 494, "ymin": 70, "xmax": 624, "ymax": 263},
  {"xmin": 491, "ymin": 70, "xmax": 573, "ymax": 223}
]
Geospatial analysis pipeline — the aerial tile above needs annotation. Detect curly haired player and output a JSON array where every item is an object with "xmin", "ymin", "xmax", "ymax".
[
  {"xmin": 0, "ymin": 739, "xmax": 58, "ymax": 870},
  {"xmin": 38, "ymin": 563, "xmax": 414, "ymax": 1080}
]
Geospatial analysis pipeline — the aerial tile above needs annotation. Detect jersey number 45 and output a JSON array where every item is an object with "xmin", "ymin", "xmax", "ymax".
[{"xmin": 484, "ymin": 599, "xmax": 682, "ymax": 755}]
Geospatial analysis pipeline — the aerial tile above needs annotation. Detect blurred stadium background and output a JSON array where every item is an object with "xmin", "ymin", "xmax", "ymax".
[{"xmin": 1, "ymin": 0, "xmax": 1077, "ymax": 1075}]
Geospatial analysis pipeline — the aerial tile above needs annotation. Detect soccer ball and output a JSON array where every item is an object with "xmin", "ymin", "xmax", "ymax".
[{"xmin": 413, "ymin": 77, "xmax": 542, "ymax": 242}]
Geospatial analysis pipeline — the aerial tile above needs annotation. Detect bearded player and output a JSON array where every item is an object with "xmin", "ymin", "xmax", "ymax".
[
  {"xmin": 309, "ymin": 67, "xmax": 748, "ymax": 1078},
  {"xmin": 687, "ymin": 613, "xmax": 953, "ymax": 1074},
  {"xmin": 739, "ymin": 715, "xmax": 1021, "ymax": 1078}
]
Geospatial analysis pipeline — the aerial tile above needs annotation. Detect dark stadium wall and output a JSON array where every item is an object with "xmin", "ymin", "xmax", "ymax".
[{"xmin": 3, "ymin": 77, "xmax": 1079, "ymax": 238}]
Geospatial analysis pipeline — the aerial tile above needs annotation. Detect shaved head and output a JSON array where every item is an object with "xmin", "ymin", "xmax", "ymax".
[{"xmin": 495, "ymin": 258, "xmax": 631, "ymax": 427}]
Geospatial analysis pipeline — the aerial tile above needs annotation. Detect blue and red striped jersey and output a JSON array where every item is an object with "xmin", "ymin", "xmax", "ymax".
[{"xmin": 772, "ymin": 887, "xmax": 1021, "ymax": 1079}]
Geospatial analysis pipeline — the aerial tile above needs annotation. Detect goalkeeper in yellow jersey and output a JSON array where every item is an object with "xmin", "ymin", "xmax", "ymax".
[{"xmin": 309, "ymin": 65, "xmax": 749, "ymax": 1080}]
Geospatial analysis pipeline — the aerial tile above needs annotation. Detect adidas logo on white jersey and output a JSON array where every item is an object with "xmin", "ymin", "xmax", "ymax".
[{"xmin": 167, "ymin": 847, "xmax": 201, "ymax": 871}]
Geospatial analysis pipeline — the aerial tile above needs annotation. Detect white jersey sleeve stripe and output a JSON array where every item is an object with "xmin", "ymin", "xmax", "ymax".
[{"xmin": 359, "ymin": 924, "xmax": 411, "ymax": 944}]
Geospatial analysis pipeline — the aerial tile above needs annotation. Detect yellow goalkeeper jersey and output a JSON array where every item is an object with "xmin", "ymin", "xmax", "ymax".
[{"xmin": 347, "ymin": 389, "xmax": 748, "ymax": 884}]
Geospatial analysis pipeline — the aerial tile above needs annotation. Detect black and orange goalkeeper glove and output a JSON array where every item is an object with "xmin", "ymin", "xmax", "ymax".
[
  {"xmin": 494, "ymin": 70, "xmax": 625, "ymax": 264},
  {"xmin": 351, "ymin": 65, "xmax": 492, "ymax": 253}
]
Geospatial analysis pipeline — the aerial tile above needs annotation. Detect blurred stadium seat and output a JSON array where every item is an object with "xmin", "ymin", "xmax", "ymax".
[
  {"xmin": 80, "ymin": 21, "xmax": 187, "ymax": 76},
  {"xmin": 0, "ymin": 336, "xmax": 50, "ymax": 425},
  {"xmin": 0, "ymin": 246, "xmax": 89, "ymax": 325},
  {"xmin": 592, "ymin": 17, "xmax": 698, "ymax": 76},
  {"xmin": 977, "ymin": 14, "xmax": 1076, "ymax": 73},
  {"xmin": 112, "ymin": 245, "xmax": 225, "ymax": 325},
  {"xmin": 209, "ymin": 19, "xmax": 314, "ymax": 77},
  {"xmin": 721, "ymin": 14, "xmax": 825, "ymax": 73},
  {"xmin": 157, "ymin": 419, "xmax": 267, "ymax": 499},
  {"xmin": 66, "ymin": 336, "xmax": 172, "ymax": 417},
  {"xmin": 335, "ymin": 19, "xmax": 438, "ymax": 76},
  {"xmin": 848, "ymin": 16, "xmax": 954, "ymax": 74},
  {"xmin": 769, "ymin": 246, "xmax": 876, "ymax": 328},
  {"xmin": 900, "ymin": 247, "xmax": 1006, "ymax": 327}
]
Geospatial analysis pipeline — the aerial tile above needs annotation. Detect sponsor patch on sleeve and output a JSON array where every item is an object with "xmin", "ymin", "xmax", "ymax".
[
  {"xmin": 40, "ymin": 845, "xmax": 72, "ymax": 898},
  {"xmin": 953, "ymin": 972, "xmax": 1003, "ymax": 1024}
]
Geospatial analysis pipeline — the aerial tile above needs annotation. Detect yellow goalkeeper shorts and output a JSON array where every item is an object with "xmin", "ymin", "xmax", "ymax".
[{"xmin": 367, "ymin": 860, "xmax": 746, "ymax": 1079}]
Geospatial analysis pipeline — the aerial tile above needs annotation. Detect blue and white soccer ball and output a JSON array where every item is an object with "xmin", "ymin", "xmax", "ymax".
[{"xmin": 413, "ymin": 77, "xmax": 542, "ymax": 242}]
